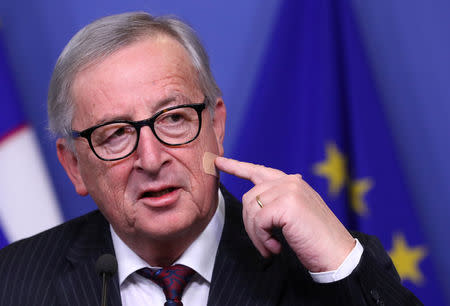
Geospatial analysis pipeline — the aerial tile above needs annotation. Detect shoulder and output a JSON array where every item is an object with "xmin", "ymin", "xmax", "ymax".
[
  {"xmin": 0, "ymin": 210, "xmax": 109, "ymax": 305},
  {"xmin": 0, "ymin": 210, "xmax": 106, "ymax": 275}
]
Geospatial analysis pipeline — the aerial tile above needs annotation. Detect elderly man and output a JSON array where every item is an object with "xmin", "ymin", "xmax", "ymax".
[{"xmin": 0, "ymin": 12, "xmax": 421, "ymax": 305}]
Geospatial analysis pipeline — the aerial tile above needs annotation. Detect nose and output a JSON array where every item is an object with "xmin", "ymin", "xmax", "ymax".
[{"xmin": 133, "ymin": 126, "xmax": 170, "ymax": 174}]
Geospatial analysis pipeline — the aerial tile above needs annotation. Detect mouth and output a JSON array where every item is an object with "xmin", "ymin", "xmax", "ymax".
[{"xmin": 140, "ymin": 187, "xmax": 178, "ymax": 199}]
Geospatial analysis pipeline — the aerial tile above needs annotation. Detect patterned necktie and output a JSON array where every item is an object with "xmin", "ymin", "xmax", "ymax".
[{"xmin": 137, "ymin": 264, "xmax": 195, "ymax": 306}]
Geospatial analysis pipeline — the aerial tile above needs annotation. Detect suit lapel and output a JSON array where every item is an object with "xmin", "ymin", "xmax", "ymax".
[
  {"xmin": 50, "ymin": 188, "xmax": 289, "ymax": 305},
  {"xmin": 54, "ymin": 211, "xmax": 122, "ymax": 306},
  {"xmin": 208, "ymin": 187, "xmax": 286, "ymax": 306}
]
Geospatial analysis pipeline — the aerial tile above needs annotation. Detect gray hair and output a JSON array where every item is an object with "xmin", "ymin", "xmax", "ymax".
[{"xmin": 48, "ymin": 11, "xmax": 222, "ymax": 139}]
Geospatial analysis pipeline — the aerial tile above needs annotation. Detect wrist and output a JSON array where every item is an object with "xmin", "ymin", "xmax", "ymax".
[{"xmin": 310, "ymin": 238, "xmax": 364, "ymax": 283}]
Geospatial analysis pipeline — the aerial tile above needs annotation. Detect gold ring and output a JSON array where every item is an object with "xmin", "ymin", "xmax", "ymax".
[{"xmin": 255, "ymin": 195, "xmax": 264, "ymax": 208}]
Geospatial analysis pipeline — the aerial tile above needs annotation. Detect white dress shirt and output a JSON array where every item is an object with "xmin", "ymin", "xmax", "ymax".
[
  {"xmin": 112, "ymin": 191, "xmax": 225, "ymax": 306},
  {"xmin": 111, "ymin": 190, "xmax": 363, "ymax": 305}
]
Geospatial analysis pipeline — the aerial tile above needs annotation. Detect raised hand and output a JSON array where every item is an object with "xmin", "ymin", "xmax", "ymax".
[{"xmin": 215, "ymin": 156, "xmax": 355, "ymax": 272}]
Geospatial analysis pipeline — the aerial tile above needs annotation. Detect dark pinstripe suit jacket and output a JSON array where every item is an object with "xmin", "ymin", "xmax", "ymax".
[{"xmin": 0, "ymin": 187, "xmax": 422, "ymax": 305}]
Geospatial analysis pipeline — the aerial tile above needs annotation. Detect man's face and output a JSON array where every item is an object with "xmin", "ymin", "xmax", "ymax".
[{"xmin": 57, "ymin": 35, "xmax": 226, "ymax": 245}]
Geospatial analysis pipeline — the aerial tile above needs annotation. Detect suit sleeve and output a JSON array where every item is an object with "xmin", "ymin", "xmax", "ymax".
[{"xmin": 305, "ymin": 233, "xmax": 424, "ymax": 306}]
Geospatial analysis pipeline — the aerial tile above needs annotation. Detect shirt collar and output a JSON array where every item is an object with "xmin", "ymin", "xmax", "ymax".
[{"xmin": 111, "ymin": 189, "xmax": 225, "ymax": 285}]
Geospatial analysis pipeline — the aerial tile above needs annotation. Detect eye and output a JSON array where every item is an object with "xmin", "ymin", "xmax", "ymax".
[
  {"xmin": 92, "ymin": 124, "xmax": 135, "ymax": 146},
  {"xmin": 106, "ymin": 126, "xmax": 135, "ymax": 143},
  {"xmin": 157, "ymin": 110, "xmax": 189, "ymax": 126},
  {"xmin": 166, "ymin": 113, "xmax": 183, "ymax": 123},
  {"xmin": 111, "ymin": 126, "xmax": 128, "ymax": 137}
]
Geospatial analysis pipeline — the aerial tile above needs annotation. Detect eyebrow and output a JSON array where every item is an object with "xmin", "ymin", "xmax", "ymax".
[
  {"xmin": 92, "ymin": 96, "xmax": 180, "ymax": 126},
  {"xmin": 151, "ymin": 95, "xmax": 180, "ymax": 111}
]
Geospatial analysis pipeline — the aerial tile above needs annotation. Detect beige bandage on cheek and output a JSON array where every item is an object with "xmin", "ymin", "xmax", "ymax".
[{"xmin": 203, "ymin": 152, "xmax": 219, "ymax": 177}]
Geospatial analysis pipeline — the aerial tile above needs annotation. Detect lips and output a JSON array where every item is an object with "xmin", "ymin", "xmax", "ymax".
[
  {"xmin": 140, "ymin": 187, "xmax": 177, "ymax": 199},
  {"xmin": 137, "ymin": 186, "xmax": 181, "ymax": 208}
]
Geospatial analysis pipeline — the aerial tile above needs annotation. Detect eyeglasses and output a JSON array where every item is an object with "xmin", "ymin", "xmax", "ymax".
[{"xmin": 71, "ymin": 99, "xmax": 207, "ymax": 161}]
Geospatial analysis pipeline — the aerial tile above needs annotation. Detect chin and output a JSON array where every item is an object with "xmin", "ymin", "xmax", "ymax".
[{"xmin": 136, "ymin": 213, "xmax": 200, "ymax": 241}]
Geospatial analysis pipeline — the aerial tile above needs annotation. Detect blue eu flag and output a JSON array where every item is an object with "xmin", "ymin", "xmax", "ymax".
[
  {"xmin": 0, "ymin": 32, "xmax": 22, "ymax": 250},
  {"xmin": 223, "ymin": 0, "xmax": 446, "ymax": 304},
  {"xmin": 0, "ymin": 227, "xmax": 7, "ymax": 249}
]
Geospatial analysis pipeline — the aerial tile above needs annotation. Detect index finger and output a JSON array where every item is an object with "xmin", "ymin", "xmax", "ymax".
[{"xmin": 215, "ymin": 156, "xmax": 285, "ymax": 185}]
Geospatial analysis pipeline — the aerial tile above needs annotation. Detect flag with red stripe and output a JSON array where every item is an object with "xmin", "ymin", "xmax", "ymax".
[{"xmin": 0, "ymin": 30, "xmax": 63, "ymax": 248}]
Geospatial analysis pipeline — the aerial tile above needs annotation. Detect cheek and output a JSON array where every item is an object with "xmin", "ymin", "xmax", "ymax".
[
  {"xmin": 189, "ymin": 137, "xmax": 217, "ymax": 181},
  {"xmin": 185, "ymin": 139, "xmax": 220, "ymax": 211},
  {"xmin": 84, "ymin": 161, "xmax": 138, "ymax": 229},
  {"xmin": 78, "ymin": 156, "xmax": 131, "ymax": 206},
  {"xmin": 194, "ymin": 125, "xmax": 222, "ymax": 178}
]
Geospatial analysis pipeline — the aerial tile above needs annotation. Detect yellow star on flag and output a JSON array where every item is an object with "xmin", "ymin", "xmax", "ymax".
[
  {"xmin": 349, "ymin": 178, "xmax": 373, "ymax": 216},
  {"xmin": 389, "ymin": 233, "xmax": 427, "ymax": 285},
  {"xmin": 313, "ymin": 142, "xmax": 348, "ymax": 196}
]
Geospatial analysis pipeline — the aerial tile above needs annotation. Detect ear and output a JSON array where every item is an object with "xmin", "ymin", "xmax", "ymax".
[
  {"xmin": 56, "ymin": 138, "xmax": 88, "ymax": 196},
  {"xmin": 212, "ymin": 98, "xmax": 226, "ymax": 156}
]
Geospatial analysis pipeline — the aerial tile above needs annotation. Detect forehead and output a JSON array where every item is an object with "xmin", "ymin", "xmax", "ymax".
[{"xmin": 71, "ymin": 35, "xmax": 201, "ymax": 126}]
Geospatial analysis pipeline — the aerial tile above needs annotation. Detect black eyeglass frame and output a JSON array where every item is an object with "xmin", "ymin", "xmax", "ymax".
[{"xmin": 71, "ymin": 101, "xmax": 207, "ymax": 161}]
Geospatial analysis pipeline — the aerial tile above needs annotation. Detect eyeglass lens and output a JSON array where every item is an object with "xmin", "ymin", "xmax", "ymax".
[{"xmin": 90, "ymin": 106, "xmax": 200, "ymax": 160}]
